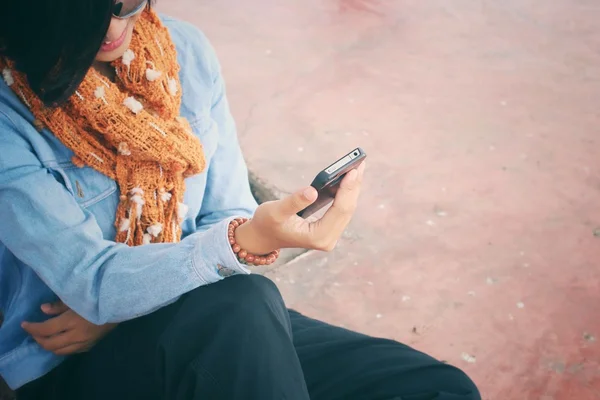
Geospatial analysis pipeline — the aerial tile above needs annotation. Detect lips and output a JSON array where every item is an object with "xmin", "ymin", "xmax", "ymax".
[{"xmin": 100, "ymin": 28, "xmax": 128, "ymax": 52}]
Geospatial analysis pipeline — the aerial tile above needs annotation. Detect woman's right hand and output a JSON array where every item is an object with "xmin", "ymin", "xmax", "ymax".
[{"xmin": 235, "ymin": 162, "xmax": 365, "ymax": 254}]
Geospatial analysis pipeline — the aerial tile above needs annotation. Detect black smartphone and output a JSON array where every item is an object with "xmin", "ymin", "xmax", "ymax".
[{"xmin": 298, "ymin": 147, "xmax": 367, "ymax": 218}]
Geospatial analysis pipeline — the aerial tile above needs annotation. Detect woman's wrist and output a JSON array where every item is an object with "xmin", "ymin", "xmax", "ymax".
[{"xmin": 231, "ymin": 219, "xmax": 279, "ymax": 262}]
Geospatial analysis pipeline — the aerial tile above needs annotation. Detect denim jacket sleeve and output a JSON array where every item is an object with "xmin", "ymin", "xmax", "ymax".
[
  {"xmin": 194, "ymin": 46, "xmax": 258, "ymax": 232},
  {"xmin": 0, "ymin": 108, "xmax": 250, "ymax": 325}
]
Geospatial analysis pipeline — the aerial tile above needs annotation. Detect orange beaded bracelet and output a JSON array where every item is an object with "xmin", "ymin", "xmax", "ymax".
[{"xmin": 228, "ymin": 218, "xmax": 280, "ymax": 266}]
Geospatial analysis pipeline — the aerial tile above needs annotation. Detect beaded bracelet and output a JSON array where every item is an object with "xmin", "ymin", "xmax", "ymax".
[{"xmin": 228, "ymin": 218, "xmax": 280, "ymax": 266}]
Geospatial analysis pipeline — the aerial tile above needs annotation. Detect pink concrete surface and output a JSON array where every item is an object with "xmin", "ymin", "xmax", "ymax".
[{"xmin": 159, "ymin": 1, "xmax": 600, "ymax": 398}]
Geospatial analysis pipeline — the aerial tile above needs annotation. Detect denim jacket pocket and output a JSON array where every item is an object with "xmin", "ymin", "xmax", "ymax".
[{"xmin": 47, "ymin": 161, "xmax": 117, "ymax": 208}]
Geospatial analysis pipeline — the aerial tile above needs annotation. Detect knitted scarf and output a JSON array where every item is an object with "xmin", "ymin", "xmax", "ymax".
[{"xmin": 0, "ymin": 10, "xmax": 206, "ymax": 246}]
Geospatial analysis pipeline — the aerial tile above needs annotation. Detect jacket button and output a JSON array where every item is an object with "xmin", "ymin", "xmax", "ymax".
[{"xmin": 217, "ymin": 264, "xmax": 236, "ymax": 277}]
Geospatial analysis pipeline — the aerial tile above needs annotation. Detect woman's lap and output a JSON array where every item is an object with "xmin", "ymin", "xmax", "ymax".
[{"xmin": 18, "ymin": 275, "xmax": 480, "ymax": 400}]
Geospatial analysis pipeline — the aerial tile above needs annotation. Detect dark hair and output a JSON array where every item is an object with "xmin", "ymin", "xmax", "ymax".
[{"xmin": 0, "ymin": 0, "xmax": 114, "ymax": 105}]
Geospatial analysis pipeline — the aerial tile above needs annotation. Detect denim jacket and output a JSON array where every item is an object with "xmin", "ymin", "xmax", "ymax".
[{"xmin": 0, "ymin": 17, "xmax": 258, "ymax": 389}]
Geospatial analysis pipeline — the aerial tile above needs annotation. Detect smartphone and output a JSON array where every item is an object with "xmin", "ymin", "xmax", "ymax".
[{"xmin": 298, "ymin": 147, "xmax": 367, "ymax": 218}]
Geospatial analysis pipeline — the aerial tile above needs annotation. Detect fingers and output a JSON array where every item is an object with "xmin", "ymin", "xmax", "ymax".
[
  {"xmin": 247, "ymin": 162, "xmax": 364, "ymax": 253},
  {"xmin": 310, "ymin": 162, "xmax": 366, "ymax": 250},
  {"xmin": 41, "ymin": 300, "xmax": 69, "ymax": 316},
  {"xmin": 273, "ymin": 187, "xmax": 318, "ymax": 220},
  {"xmin": 23, "ymin": 301, "xmax": 70, "ymax": 337},
  {"xmin": 334, "ymin": 167, "xmax": 363, "ymax": 210},
  {"xmin": 54, "ymin": 342, "xmax": 94, "ymax": 356},
  {"xmin": 24, "ymin": 311, "xmax": 85, "ymax": 354},
  {"xmin": 332, "ymin": 162, "xmax": 365, "ymax": 214},
  {"xmin": 32, "ymin": 330, "xmax": 87, "ymax": 354},
  {"xmin": 22, "ymin": 311, "xmax": 74, "ymax": 338}
]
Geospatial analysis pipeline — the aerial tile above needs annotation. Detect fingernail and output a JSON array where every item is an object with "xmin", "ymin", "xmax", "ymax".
[
  {"xmin": 303, "ymin": 187, "xmax": 316, "ymax": 200},
  {"xmin": 41, "ymin": 304, "xmax": 50, "ymax": 312}
]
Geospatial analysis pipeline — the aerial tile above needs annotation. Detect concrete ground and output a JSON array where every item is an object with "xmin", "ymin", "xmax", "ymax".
[{"xmin": 160, "ymin": 1, "xmax": 600, "ymax": 399}]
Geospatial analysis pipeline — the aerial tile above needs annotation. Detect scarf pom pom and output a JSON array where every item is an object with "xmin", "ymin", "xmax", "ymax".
[
  {"xmin": 118, "ymin": 142, "xmax": 132, "ymax": 156},
  {"xmin": 122, "ymin": 49, "xmax": 135, "ymax": 67},
  {"xmin": 124, "ymin": 97, "xmax": 143, "ymax": 114},
  {"xmin": 147, "ymin": 223, "xmax": 163, "ymax": 237},
  {"xmin": 143, "ymin": 233, "xmax": 152, "ymax": 245},
  {"xmin": 130, "ymin": 189, "xmax": 145, "ymax": 219},
  {"xmin": 94, "ymin": 86, "xmax": 106, "ymax": 99},
  {"xmin": 146, "ymin": 68, "xmax": 162, "ymax": 82},
  {"xmin": 2, "ymin": 68, "xmax": 14, "ymax": 86},
  {"xmin": 160, "ymin": 191, "xmax": 172, "ymax": 202},
  {"xmin": 167, "ymin": 77, "xmax": 178, "ymax": 96},
  {"xmin": 177, "ymin": 202, "xmax": 189, "ymax": 222},
  {"xmin": 119, "ymin": 218, "xmax": 131, "ymax": 232}
]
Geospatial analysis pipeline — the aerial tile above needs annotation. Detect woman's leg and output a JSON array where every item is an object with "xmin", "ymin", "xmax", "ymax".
[
  {"xmin": 19, "ymin": 275, "xmax": 311, "ymax": 400},
  {"xmin": 290, "ymin": 310, "xmax": 481, "ymax": 400}
]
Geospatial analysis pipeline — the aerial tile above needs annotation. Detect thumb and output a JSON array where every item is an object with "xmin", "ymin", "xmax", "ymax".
[
  {"xmin": 274, "ymin": 187, "xmax": 318, "ymax": 218},
  {"xmin": 41, "ymin": 300, "xmax": 69, "ymax": 316}
]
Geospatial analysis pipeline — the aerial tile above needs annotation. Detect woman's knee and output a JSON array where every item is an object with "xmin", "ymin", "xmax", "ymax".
[
  {"xmin": 223, "ymin": 274, "xmax": 284, "ymax": 307},
  {"xmin": 161, "ymin": 275, "xmax": 289, "ymax": 347},
  {"xmin": 186, "ymin": 274, "xmax": 286, "ymax": 320}
]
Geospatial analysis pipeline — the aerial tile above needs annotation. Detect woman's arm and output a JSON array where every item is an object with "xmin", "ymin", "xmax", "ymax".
[
  {"xmin": 0, "ymin": 110, "xmax": 249, "ymax": 325},
  {"xmin": 194, "ymin": 50, "xmax": 258, "ymax": 232}
]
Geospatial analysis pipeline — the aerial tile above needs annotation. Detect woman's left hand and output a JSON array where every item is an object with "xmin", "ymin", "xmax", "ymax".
[{"xmin": 21, "ymin": 301, "xmax": 117, "ymax": 356}]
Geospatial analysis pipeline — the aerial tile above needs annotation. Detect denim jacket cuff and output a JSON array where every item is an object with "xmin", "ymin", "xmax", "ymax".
[{"xmin": 191, "ymin": 218, "xmax": 251, "ymax": 282}]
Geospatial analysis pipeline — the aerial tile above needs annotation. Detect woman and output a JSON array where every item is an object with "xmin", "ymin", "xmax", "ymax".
[{"xmin": 0, "ymin": 0, "xmax": 481, "ymax": 399}]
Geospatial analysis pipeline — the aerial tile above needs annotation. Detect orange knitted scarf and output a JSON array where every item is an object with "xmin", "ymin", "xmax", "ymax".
[{"xmin": 0, "ymin": 10, "xmax": 206, "ymax": 246}]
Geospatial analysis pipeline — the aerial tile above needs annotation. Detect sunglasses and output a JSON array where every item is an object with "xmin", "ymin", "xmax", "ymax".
[{"xmin": 112, "ymin": 0, "xmax": 148, "ymax": 19}]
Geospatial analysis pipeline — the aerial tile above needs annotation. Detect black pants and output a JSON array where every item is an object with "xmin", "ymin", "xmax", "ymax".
[{"xmin": 18, "ymin": 275, "xmax": 480, "ymax": 400}]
